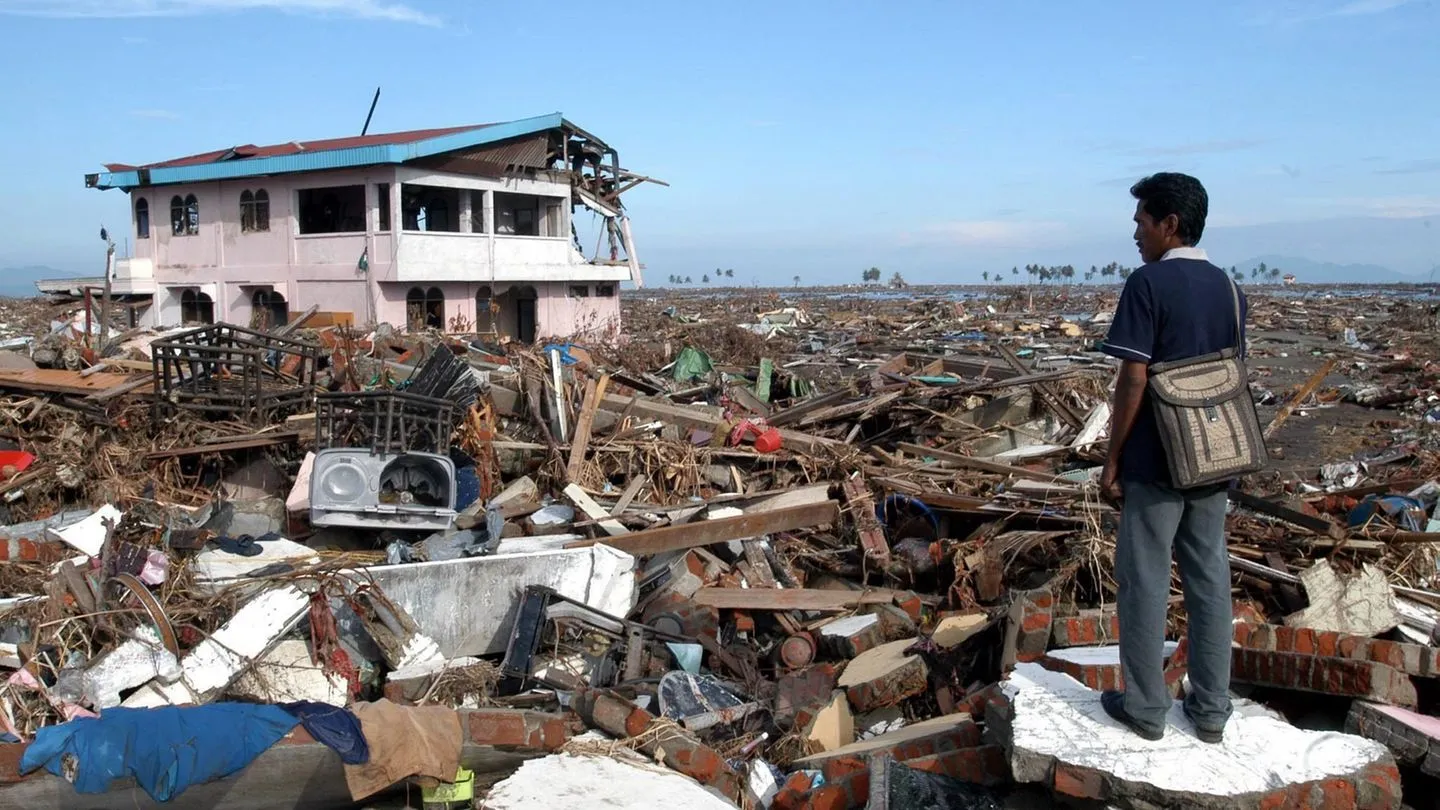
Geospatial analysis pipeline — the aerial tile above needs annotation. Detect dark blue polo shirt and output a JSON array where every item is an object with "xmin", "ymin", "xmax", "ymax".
[{"xmin": 1101, "ymin": 257, "xmax": 1248, "ymax": 486}]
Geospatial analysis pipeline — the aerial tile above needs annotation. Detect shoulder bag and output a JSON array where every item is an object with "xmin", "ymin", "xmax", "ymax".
[{"xmin": 1145, "ymin": 277, "xmax": 1268, "ymax": 489}]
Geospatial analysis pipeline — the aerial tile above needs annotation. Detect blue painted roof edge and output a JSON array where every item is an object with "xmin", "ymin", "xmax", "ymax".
[{"xmin": 89, "ymin": 112, "xmax": 566, "ymax": 191}]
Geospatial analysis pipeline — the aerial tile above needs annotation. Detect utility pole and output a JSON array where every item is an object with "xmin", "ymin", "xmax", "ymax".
[{"xmin": 99, "ymin": 227, "xmax": 115, "ymax": 351}]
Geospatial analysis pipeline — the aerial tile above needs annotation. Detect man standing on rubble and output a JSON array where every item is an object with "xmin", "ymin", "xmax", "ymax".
[{"xmin": 1098, "ymin": 172, "xmax": 1243, "ymax": 744}]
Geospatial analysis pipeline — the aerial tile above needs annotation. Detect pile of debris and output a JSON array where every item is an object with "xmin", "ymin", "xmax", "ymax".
[{"xmin": 0, "ymin": 285, "xmax": 1438, "ymax": 809}]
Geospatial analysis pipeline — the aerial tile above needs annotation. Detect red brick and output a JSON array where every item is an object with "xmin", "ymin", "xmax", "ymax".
[
  {"xmin": 1233, "ymin": 649, "xmax": 1417, "ymax": 707},
  {"xmin": 1316, "ymin": 629, "xmax": 1340, "ymax": 658},
  {"xmin": 1234, "ymin": 622, "xmax": 1255, "ymax": 648},
  {"xmin": 1053, "ymin": 764, "xmax": 1105, "ymax": 799},
  {"xmin": 1293, "ymin": 627, "xmax": 1317, "ymax": 655},
  {"xmin": 1369, "ymin": 640, "xmax": 1404, "ymax": 670},
  {"xmin": 1337, "ymin": 635, "xmax": 1367, "ymax": 660},
  {"xmin": 902, "ymin": 745, "xmax": 1010, "ymax": 787},
  {"xmin": 1275, "ymin": 625, "xmax": 1296, "ymax": 652},
  {"xmin": 1021, "ymin": 611, "xmax": 1051, "ymax": 633},
  {"xmin": 468, "ymin": 710, "xmax": 530, "ymax": 748},
  {"xmin": 807, "ymin": 785, "xmax": 849, "ymax": 810},
  {"xmin": 1314, "ymin": 777, "xmax": 1357, "ymax": 809}
]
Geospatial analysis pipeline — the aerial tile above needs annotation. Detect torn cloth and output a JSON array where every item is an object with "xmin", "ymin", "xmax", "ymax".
[
  {"xmin": 282, "ymin": 701, "xmax": 369, "ymax": 765},
  {"xmin": 344, "ymin": 698, "xmax": 462, "ymax": 800},
  {"xmin": 19, "ymin": 703, "xmax": 298, "ymax": 802}
]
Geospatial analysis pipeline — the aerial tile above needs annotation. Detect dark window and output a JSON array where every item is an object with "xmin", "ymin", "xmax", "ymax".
[
  {"xmin": 377, "ymin": 183, "xmax": 391, "ymax": 232},
  {"xmin": 401, "ymin": 185, "xmax": 460, "ymax": 233},
  {"xmin": 251, "ymin": 288, "xmax": 287, "ymax": 330},
  {"xmin": 596, "ymin": 284, "xmax": 615, "ymax": 298},
  {"xmin": 475, "ymin": 285, "xmax": 494, "ymax": 333},
  {"xmin": 179, "ymin": 289, "xmax": 214, "ymax": 324},
  {"xmin": 298, "ymin": 185, "xmax": 366, "ymax": 234},
  {"xmin": 169, "ymin": 194, "xmax": 199, "ymax": 236},
  {"xmin": 494, "ymin": 192, "xmax": 540, "ymax": 236},
  {"xmin": 469, "ymin": 190, "xmax": 487, "ymax": 233},
  {"xmin": 135, "ymin": 197, "xmax": 149, "ymax": 239},
  {"xmin": 569, "ymin": 285, "xmax": 590, "ymax": 298},
  {"xmin": 184, "ymin": 194, "xmax": 199, "ymax": 235},
  {"xmin": 241, "ymin": 189, "xmax": 270, "ymax": 233},
  {"xmin": 406, "ymin": 286, "xmax": 445, "ymax": 330}
]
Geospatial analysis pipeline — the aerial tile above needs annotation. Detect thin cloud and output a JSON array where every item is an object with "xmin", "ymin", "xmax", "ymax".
[
  {"xmin": 1331, "ymin": 0, "xmax": 1415, "ymax": 15},
  {"xmin": 129, "ymin": 109, "xmax": 182, "ymax": 120},
  {"xmin": 900, "ymin": 220, "xmax": 1068, "ymax": 249},
  {"xmin": 1129, "ymin": 139, "xmax": 1267, "ymax": 158},
  {"xmin": 0, "ymin": 0, "xmax": 441, "ymax": 26},
  {"xmin": 1249, "ymin": 0, "xmax": 1416, "ymax": 24},
  {"xmin": 1375, "ymin": 158, "xmax": 1440, "ymax": 175}
]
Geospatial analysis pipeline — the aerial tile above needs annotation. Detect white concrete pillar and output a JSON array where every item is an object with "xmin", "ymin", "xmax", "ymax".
[{"xmin": 459, "ymin": 190, "xmax": 473, "ymax": 234}]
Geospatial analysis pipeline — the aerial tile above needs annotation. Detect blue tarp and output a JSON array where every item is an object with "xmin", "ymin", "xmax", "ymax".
[
  {"xmin": 20, "ymin": 703, "xmax": 299, "ymax": 802},
  {"xmin": 282, "ymin": 702, "xmax": 369, "ymax": 765}
]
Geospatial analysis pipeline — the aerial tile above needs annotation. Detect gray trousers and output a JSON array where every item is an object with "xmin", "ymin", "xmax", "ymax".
[{"xmin": 1117, "ymin": 480, "xmax": 1234, "ymax": 732}]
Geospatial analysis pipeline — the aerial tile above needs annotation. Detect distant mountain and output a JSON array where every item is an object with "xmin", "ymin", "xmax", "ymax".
[
  {"xmin": 1232, "ymin": 255, "xmax": 1426, "ymax": 285},
  {"xmin": 0, "ymin": 266, "xmax": 77, "ymax": 297}
]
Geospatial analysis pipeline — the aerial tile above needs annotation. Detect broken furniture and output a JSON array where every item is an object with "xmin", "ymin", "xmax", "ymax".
[{"xmin": 151, "ymin": 323, "xmax": 319, "ymax": 424}]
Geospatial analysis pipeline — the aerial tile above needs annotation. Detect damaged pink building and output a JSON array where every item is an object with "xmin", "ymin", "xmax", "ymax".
[{"xmin": 78, "ymin": 113, "xmax": 656, "ymax": 341}]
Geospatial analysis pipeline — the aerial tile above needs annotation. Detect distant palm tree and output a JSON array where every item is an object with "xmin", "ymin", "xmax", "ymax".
[
  {"xmin": 702, "ymin": 274, "xmax": 710, "ymax": 283},
  {"xmin": 982, "ymin": 271, "xmax": 991, "ymax": 282},
  {"xmin": 793, "ymin": 275, "xmax": 801, "ymax": 287},
  {"xmin": 725, "ymin": 269, "xmax": 734, "ymax": 278},
  {"xmin": 685, "ymin": 276, "xmax": 693, "ymax": 284}
]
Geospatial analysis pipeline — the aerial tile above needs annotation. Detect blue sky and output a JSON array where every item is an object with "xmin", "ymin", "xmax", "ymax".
[{"xmin": 0, "ymin": 0, "xmax": 1437, "ymax": 285}]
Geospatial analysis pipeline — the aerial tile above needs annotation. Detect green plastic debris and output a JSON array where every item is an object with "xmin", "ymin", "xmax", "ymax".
[
  {"xmin": 754, "ymin": 358, "xmax": 773, "ymax": 403},
  {"xmin": 673, "ymin": 346, "xmax": 714, "ymax": 382}
]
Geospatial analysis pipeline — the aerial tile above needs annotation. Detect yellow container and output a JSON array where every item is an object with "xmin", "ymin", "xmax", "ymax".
[{"xmin": 422, "ymin": 766, "xmax": 475, "ymax": 804}]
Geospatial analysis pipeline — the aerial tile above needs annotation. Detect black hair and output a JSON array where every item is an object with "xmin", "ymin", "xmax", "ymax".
[{"xmin": 1130, "ymin": 172, "xmax": 1209, "ymax": 245}]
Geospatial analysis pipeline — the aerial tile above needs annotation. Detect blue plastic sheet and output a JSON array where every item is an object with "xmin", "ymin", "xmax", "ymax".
[
  {"xmin": 20, "ymin": 703, "xmax": 299, "ymax": 802},
  {"xmin": 281, "ymin": 701, "xmax": 369, "ymax": 765},
  {"xmin": 541, "ymin": 343, "xmax": 580, "ymax": 365}
]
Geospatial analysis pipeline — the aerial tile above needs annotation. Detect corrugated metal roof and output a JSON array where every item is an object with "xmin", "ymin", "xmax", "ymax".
[
  {"xmin": 88, "ymin": 113, "xmax": 571, "ymax": 191},
  {"xmin": 104, "ymin": 125, "xmax": 486, "ymax": 172}
]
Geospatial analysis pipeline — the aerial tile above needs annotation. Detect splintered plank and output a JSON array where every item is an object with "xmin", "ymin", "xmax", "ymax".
[
  {"xmin": 573, "ymin": 500, "xmax": 840, "ymax": 556},
  {"xmin": 692, "ymin": 587, "xmax": 898, "ymax": 611},
  {"xmin": 0, "ymin": 368, "xmax": 136, "ymax": 395},
  {"xmin": 566, "ymin": 374, "xmax": 609, "ymax": 483},
  {"xmin": 842, "ymin": 477, "xmax": 891, "ymax": 567},
  {"xmin": 1228, "ymin": 490, "xmax": 1345, "ymax": 540}
]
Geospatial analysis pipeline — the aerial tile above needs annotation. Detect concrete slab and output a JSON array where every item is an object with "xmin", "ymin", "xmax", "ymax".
[
  {"xmin": 795, "ymin": 712, "xmax": 978, "ymax": 768},
  {"xmin": 484, "ymin": 752, "xmax": 736, "ymax": 810},
  {"xmin": 836, "ymin": 637, "xmax": 928, "ymax": 712},
  {"xmin": 998, "ymin": 663, "xmax": 1399, "ymax": 809},
  {"xmin": 361, "ymin": 544, "xmax": 636, "ymax": 657},
  {"xmin": 1285, "ymin": 559, "xmax": 1400, "ymax": 638}
]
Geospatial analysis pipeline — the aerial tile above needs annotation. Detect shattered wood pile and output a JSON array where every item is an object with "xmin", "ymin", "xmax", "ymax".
[{"xmin": 0, "ymin": 284, "xmax": 1438, "ymax": 807}]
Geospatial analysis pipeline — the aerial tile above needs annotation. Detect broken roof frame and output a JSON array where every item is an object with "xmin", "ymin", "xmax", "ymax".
[{"xmin": 82, "ymin": 113, "xmax": 666, "ymax": 210}]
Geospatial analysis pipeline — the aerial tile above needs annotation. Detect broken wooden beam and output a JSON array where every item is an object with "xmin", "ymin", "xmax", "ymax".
[
  {"xmin": 1263, "ymin": 358, "xmax": 1336, "ymax": 440},
  {"xmin": 842, "ymin": 477, "xmax": 891, "ymax": 567},
  {"xmin": 572, "ymin": 501, "xmax": 840, "ymax": 557},
  {"xmin": 1228, "ymin": 489, "xmax": 1345, "ymax": 540},
  {"xmin": 691, "ymin": 587, "xmax": 898, "ymax": 611},
  {"xmin": 565, "ymin": 374, "xmax": 609, "ymax": 483}
]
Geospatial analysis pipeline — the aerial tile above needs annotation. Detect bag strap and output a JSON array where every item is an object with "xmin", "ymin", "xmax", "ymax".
[{"xmin": 1226, "ymin": 275, "xmax": 1244, "ymax": 355}]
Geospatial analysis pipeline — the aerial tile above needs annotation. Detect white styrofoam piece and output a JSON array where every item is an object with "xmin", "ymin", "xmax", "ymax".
[
  {"xmin": 46, "ymin": 504, "xmax": 123, "ymax": 557},
  {"xmin": 1003, "ymin": 663, "xmax": 1389, "ymax": 797},
  {"xmin": 485, "ymin": 753, "xmax": 736, "ymax": 810},
  {"xmin": 285, "ymin": 452, "xmax": 315, "ymax": 512}
]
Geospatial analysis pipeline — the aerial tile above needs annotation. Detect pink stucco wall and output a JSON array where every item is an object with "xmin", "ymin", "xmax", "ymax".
[{"xmin": 129, "ymin": 168, "xmax": 627, "ymax": 340}]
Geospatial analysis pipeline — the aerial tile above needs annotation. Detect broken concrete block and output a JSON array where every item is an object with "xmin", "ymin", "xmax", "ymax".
[
  {"xmin": 818, "ymin": 613, "xmax": 885, "ymax": 659},
  {"xmin": 1346, "ymin": 701, "xmax": 1440, "ymax": 778},
  {"xmin": 931, "ymin": 611, "xmax": 987, "ymax": 648},
  {"xmin": 855, "ymin": 706, "xmax": 907, "ymax": 740},
  {"xmin": 802, "ymin": 690, "xmax": 855, "ymax": 753},
  {"xmin": 998, "ymin": 663, "xmax": 1400, "ymax": 809},
  {"xmin": 1039, "ymin": 642, "xmax": 1179, "ymax": 693},
  {"xmin": 837, "ymin": 638, "xmax": 928, "ymax": 712},
  {"xmin": 1231, "ymin": 648, "xmax": 1418, "ymax": 708},
  {"xmin": 1285, "ymin": 559, "xmax": 1400, "ymax": 638},
  {"xmin": 229, "ymin": 639, "xmax": 349, "ymax": 706},
  {"xmin": 1050, "ymin": 607, "xmax": 1120, "ymax": 648},
  {"xmin": 192, "ymin": 537, "xmax": 320, "ymax": 581},
  {"xmin": 1007, "ymin": 587, "xmax": 1053, "ymax": 662},
  {"xmin": 775, "ymin": 664, "xmax": 841, "ymax": 730},
  {"xmin": 65, "ymin": 628, "xmax": 180, "ymax": 709},
  {"xmin": 1234, "ymin": 621, "xmax": 1440, "ymax": 680},
  {"xmin": 794, "ymin": 712, "xmax": 981, "ymax": 772}
]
